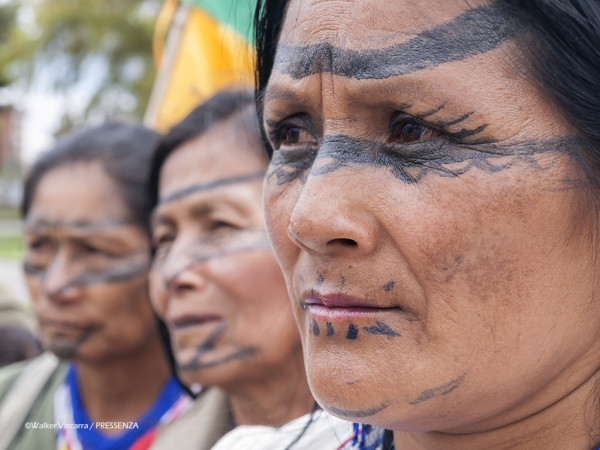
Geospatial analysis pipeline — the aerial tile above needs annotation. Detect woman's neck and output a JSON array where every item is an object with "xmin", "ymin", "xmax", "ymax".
[
  {"xmin": 394, "ymin": 366, "xmax": 600, "ymax": 450},
  {"xmin": 74, "ymin": 330, "xmax": 171, "ymax": 427},
  {"xmin": 226, "ymin": 354, "xmax": 315, "ymax": 428}
]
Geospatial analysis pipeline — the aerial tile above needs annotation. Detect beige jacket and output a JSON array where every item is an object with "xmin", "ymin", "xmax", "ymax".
[{"xmin": 150, "ymin": 387, "xmax": 233, "ymax": 450}]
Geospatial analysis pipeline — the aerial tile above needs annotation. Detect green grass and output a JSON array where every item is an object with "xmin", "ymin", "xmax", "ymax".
[{"xmin": 0, "ymin": 235, "xmax": 23, "ymax": 260}]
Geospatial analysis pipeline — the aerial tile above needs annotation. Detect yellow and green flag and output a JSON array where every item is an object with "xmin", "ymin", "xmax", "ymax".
[{"xmin": 145, "ymin": 0, "xmax": 256, "ymax": 131}]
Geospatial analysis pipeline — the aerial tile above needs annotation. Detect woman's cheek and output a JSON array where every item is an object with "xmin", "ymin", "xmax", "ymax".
[
  {"xmin": 148, "ymin": 268, "xmax": 169, "ymax": 320},
  {"xmin": 263, "ymin": 181, "xmax": 299, "ymax": 269}
]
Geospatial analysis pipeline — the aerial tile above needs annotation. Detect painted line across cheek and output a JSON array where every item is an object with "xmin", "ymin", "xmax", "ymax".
[
  {"xmin": 25, "ymin": 258, "xmax": 149, "ymax": 292},
  {"xmin": 271, "ymin": 135, "xmax": 577, "ymax": 186},
  {"xmin": 409, "ymin": 373, "xmax": 466, "ymax": 405},
  {"xmin": 160, "ymin": 230, "xmax": 271, "ymax": 288}
]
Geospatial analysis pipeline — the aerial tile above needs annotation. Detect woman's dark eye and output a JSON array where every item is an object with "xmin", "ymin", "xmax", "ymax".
[
  {"xmin": 83, "ymin": 244, "xmax": 103, "ymax": 255},
  {"xmin": 210, "ymin": 221, "xmax": 237, "ymax": 232},
  {"xmin": 27, "ymin": 237, "xmax": 51, "ymax": 252},
  {"xmin": 389, "ymin": 121, "xmax": 441, "ymax": 144},
  {"xmin": 275, "ymin": 125, "xmax": 317, "ymax": 148},
  {"xmin": 153, "ymin": 234, "xmax": 174, "ymax": 249}
]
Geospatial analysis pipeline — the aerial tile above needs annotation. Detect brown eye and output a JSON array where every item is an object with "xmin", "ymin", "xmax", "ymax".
[
  {"xmin": 27, "ymin": 236, "xmax": 52, "ymax": 252},
  {"xmin": 278, "ymin": 126, "xmax": 316, "ymax": 147},
  {"xmin": 389, "ymin": 121, "xmax": 441, "ymax": 145},
  {"xmin": 283, "ymin": 127, "xmax": 301, "ymax": 144}
]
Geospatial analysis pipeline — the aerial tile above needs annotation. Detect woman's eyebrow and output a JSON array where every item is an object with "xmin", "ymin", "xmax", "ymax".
[
  {"xmin": 274, "ymin": 3, "xmax": 524, "ymax": 80},
  {"xmin": 24, "ymin": 218, "xmax": 136, "ymax": 233},
  {"xmin": 158, "ymin": 170, "xmax": 266, "ymax": 206}
]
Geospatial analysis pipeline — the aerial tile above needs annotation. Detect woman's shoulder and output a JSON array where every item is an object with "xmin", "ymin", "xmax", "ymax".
[
  {"xmin": 0, "ymin": 353, "xmax": 65, "ymax": 400},
  {"xmin": 0, "ymin": 353, "xmax": 67, "ymax": 450},
  {"xmin": 210, "ymin": 409, "xmax": 355, "ymax": 450},
  {"xmin": 0, "ymin": 359, "xmax": 30, "ymax": 398},
  {"xmin": 150, "ymin": 387, "xmax": 232, "ymax": 450}
]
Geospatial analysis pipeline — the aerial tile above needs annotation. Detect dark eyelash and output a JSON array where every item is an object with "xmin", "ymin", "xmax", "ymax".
[
  {"xmin": 395, "ymin": 110, "xmax": 493, "ymax": 144},
  {"xmin": 265, "ymin": 114, "xmax": 318, "ymax": 148}
]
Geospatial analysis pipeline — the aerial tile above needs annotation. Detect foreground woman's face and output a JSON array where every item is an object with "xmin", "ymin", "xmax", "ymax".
[
  {"xmin": 151, "ymin": 116, "xmax": 301, "ymax": 389},
  {"xmin": 24, "ymin": 162, "xmax": 155, "ymax": 363},
  {"xmin": 263, "ymin": 0, "xmax": 600, "ymax": 432}
]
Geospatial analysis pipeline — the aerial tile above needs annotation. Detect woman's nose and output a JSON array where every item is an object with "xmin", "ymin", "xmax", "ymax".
[
  {"xmin": 287, "ymin": 169, "xmax": 380, "ymax": 258},
  {"xmin": 43, "ymin": 251, "xmax": 82, "ymax": 302},
  {"xmin": 166, "ymin": 264, "xmax": 208, "ymax": 295},
  {"xmin": 160, "ymin": 243, "xmax": 209, "ymax": 296}
]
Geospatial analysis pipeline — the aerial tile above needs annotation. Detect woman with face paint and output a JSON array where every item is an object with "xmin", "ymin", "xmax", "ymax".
[
  {"xmin": 147, "ymin": 89, "xmax": 352, "ymax": 450},
  {"xmin": 254, "ymin": 0, "xmax": 600, "ymax": 449},
  {"xmin": 0, "ymin": 123, "xmax": 189, "ymax": 450}
]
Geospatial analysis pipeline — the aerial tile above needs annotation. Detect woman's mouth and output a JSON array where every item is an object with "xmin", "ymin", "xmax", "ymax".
[
  {"xmin": 302, "ymin": 292, "xmax": 398, "ymax": 321},
  {"xmin": 171, "ymin": 314, "xmax": 222, "ymax": 331},
  {"xmin": 40, "ymin": 319, "xmax": 91, "ymax": 335}
]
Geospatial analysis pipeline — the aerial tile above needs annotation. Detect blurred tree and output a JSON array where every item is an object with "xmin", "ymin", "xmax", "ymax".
[
  {"xmin": 0, "ymin": 0, "xmax": 160, "ymax": 132},
  {"xmin": 0, "ymin": 4, "xmax": 18, "ymax": 88}
]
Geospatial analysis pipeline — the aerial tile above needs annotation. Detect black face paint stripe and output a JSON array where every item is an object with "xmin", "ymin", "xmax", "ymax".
[
  {"xmin": 178, "ymin": 324, "xmax": 225, "ymax": 371},
  {"xmin": 157, "ymin": 229, "xmax": 271, "ymax": 289},
  {"xmin": 186, "ymin": 348, "xmax": 257, "ymax": 370},
  {"xmin": 180, "ymin": 347, "xmax": 257, "ymax": 371},
  {"xmin": 326, "ymin": 322, "xmax": 334, "ymax": 336},
  {"xmin": 24, "ymin": 254, "xmax": 149, "ymax": 292},
  {"xmin": 312, "ymin": 319, "xmax": 320, "ymax": 336},
  {"xmin": 175, "ymin": 324, "xmax": 256, "ymax": 372},
  {"xmin": 158, "ymin": 170, "xmax": 266, "ymax": 205},
  {"xmin": 346, "ymin": 324, "xmax": 359, "ymax": 340},
  {"xmin": 274, "ymin": 3, "xmax": 523, "ymax": 80},
  {"xmin": 409, "ymin": 373, "xmax": 466, "ymax": 405},
  {"xmin": 268, "ymin": 136, "xmax": 577, "ymax": 185},
  {"xmin": 325, "ymin": 402, "xmax": 389, "ymax": 418},
  {"xmin": 363, "ymin": 321, "xmax": 401, "ymax": 339},
  {"xmin": 383, "ymin": 281, "xmax": 395, "ymax": 292}
]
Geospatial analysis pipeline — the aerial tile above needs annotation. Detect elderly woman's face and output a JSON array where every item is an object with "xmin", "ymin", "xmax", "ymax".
[
  {"xmin": 24, "ymin": 162, "xmax": 156, "ymax": 363},
  {"xmin": 262, "ymin": 0, "xmax": 600, "ymax": 432},
  {"xmin": 150, "ymin": 116, "xmax": 302, "ymax": 390}
]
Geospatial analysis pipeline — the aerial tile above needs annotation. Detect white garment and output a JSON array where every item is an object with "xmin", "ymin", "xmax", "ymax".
[{"xmin": 210, "ymin": 410, "xmax": 354, "ymax": 450}]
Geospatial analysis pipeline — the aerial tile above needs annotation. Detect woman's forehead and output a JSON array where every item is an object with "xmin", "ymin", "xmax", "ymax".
[
  {"xmin": 277, "ymin": 0, "xmax": 523, "ymax": 78},
  {"xmin": 281, "ymin": 0, "xmax": 470, "ymax": 45}
]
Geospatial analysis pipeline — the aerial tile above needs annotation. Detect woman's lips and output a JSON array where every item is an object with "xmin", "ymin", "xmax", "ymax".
[
  {"xmin": 302, "ymin": 292, "xmax": 397, "ymax": 320},
  {"xmin": 171, "ymin": 314, "xmax": 222, "ymax": 331},
  {"xmin": 40, "ymin": 320, "xmax": 90, "ymax": 335}
]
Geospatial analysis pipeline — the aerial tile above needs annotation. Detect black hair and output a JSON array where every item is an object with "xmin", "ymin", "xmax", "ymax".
[
  {"xmin": 254, "ymin": 0, "xmax": 600, "ymax": 181},
  {"xmin": 254, "ymin": 0, "xmax": 289, "ymax": 159},
  {"xmin": 148, "ymin": 89, "xmax": 260, "ymax": 209},
  {"xmin": 21, "ymin": 122, "xmax": 160, "ymax": 232},
  {"xmin": 505, "ymin": 1, "xmax": 600, "ymax": 188}
]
